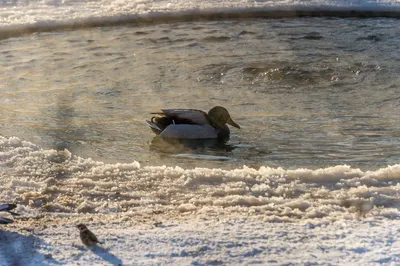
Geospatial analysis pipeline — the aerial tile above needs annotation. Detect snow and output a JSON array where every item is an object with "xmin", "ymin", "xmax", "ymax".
[
  {"xmin": 1, "ymin": 215, "xmax": 399, "ymax": 265},
  {"xmin": 0, "ymin": 0, "xmax": 399, "ymax": 29},
  {"xmin": 1, "ymin": 135, "xmax": 399, "ymax": 265}
]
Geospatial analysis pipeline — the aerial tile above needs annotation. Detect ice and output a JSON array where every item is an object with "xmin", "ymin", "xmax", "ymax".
[
  {"xmin": 0, "ymin": 0, "xmax": 399, "ymax": 34},
  {"xmin": 1, "ymin": 135, "xmax": 398, "ymax": 221}
]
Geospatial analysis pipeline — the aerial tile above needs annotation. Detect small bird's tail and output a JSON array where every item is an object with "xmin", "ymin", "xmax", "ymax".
[
  {"xmin": 0, "ymin": 203, "xmax": 19, "ymax": 216},
  {"xmin": 0, "ymin": 203, "xmax": 18, "ymax": 224},
  {"xmin": 0, "ymin": 203, "xmax": 17, "ymax": 212},
  {"xmin": 0, "ymin": 216, "xmax": 14, "ymax": 224}
]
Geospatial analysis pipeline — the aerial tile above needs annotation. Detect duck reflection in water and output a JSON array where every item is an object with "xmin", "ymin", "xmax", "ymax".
[{"xmin": 150, "ymin": 136, "xmax": 236, "ymax": 155}]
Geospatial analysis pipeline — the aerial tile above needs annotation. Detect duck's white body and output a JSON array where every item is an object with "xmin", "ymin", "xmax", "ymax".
[{"xmin": 157, "ymin": 124, "xmax": 218, "ymax": 139}]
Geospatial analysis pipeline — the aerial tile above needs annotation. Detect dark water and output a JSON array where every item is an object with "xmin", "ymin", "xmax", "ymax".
[{"xmin": 0, "ymin": 18, "xmax": 399, "ymax": 170}]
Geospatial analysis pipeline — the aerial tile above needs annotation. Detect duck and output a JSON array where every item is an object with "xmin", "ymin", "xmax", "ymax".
[{"xmin": 146, "ymin": 106, "xmax": 240, "ymax": 140}]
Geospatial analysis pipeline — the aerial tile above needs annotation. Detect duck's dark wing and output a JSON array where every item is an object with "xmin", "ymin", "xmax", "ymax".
[
  {"xmin": 149, "ymin": 109, "xmax": 210, "ymax": 135},
  {"xmin": 156, "ymin": 109, "xmax": 209, "ymax": 125}
]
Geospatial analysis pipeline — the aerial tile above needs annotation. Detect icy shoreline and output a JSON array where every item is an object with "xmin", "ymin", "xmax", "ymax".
[
  {"xmin": 1, "ymin": 0, "xmax": 400, "ymax": 40},
  {"xmin": 1, "ymin": 213, "xmax": 399, "ymax": 265},
  {"xmin": 1, "ymin": 135, "xmax": 399, "ymax": 265}
]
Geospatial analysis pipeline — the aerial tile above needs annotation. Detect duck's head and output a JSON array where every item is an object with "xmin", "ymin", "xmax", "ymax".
[{"xmin": 208, "ymin": 106, "xmax": 240, "ymax": 129}]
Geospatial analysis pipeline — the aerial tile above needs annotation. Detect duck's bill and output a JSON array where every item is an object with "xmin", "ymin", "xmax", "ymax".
[{"xmin": 227, "ymin": 117, "xmax": 240, "ymax": 129}]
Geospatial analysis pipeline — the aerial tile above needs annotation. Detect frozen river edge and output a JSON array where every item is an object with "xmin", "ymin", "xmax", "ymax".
[{"xmin": 1, "ymin": 213, "xmax": 399, "ymax": 265}]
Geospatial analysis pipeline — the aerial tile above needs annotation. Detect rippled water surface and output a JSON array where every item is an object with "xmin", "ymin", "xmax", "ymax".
[{"xmin": 0, "ymin": 18, "xmax": 399, "ymax": 170}]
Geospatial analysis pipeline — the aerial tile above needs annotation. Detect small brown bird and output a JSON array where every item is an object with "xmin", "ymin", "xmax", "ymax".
[{"xmin": 76, "ymin": 224, "xmax": 104, "ymax": 246}]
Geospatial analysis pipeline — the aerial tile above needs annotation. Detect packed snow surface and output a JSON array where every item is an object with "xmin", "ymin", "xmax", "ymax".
[{"xmin": 1, "ymin": 136, "xmax": 399, "ymax": 265}]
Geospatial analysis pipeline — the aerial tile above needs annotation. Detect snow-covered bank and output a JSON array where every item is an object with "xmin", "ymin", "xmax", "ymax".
[
  {"xmin": 1, "ymin": 0, "xmax": 400, "ymax": 40},
  {"xmin": 1, "ymin": 136, "xmax": 399, "ymax": 223},
  {"xmin": 1, "ymin": 134, "xmax": 399, "ymax": 265},
  {"xmin": 1, "ymin": 214, "xmax": 399, "ymax": 265},
  {"xmin": 1, "ymin": 0, "xmax": 400, "ymax": 27}
]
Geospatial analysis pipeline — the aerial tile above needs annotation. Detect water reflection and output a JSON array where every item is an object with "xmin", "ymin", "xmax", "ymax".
[
  {"xmin": 50, "ymin": 93, "xmax": 80, "ymax": 153},
  {"xmin": 150, "ymin": 136, "xmax": 236, "ymax": 158}
]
